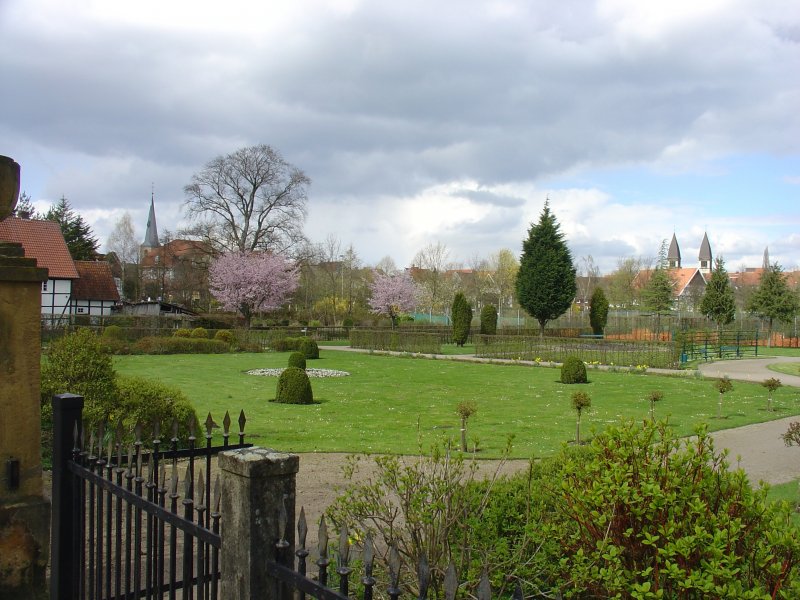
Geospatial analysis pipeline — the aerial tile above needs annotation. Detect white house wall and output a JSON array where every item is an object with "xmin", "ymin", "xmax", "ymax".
[
  {"xmin": 71, "ymin": 299, "xmax": 115, "ymax": 316},
  {"xmin": 41, "ymin": 278, "xmax": 72, "ymax": 316}
]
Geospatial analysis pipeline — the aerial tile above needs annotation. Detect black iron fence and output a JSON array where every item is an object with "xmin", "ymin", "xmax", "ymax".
[
  {"xmin": 50, "ymin": 394, "xmax": 251, "ymax": 600},
  {"xmin": 678, "ymin": 330, "xmax": 760, "ymax": 362}
]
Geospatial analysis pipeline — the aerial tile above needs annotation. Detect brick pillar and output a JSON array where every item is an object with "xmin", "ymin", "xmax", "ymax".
[
  {"xmin": 219, "ymin": 447, "xmax": 299, "ymax": 600},
  {"xmin": 0, "ymin": 156, "xmax": 51, "ymax": 599}
]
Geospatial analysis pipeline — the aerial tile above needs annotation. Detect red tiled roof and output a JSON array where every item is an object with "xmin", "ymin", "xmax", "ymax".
[
  {"xmin": 72, "ymin": 261, "xmax": 120, "ymax": 302},
  {"xmin": 140, "ymin": 239, "xmax": 212, "ymax": 268},
  {"xmin": 0, "ymin": 216, "xmax": 79, "ymax": 279}
]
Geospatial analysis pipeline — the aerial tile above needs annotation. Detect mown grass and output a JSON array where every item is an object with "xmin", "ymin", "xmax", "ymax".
[
  {"xmin": 769, "ymin": 362, "xmax": 800, "ymax": 377},
  {"xmin": 765, "ymin": 479, "xmax": 800, "ymax": 526},
  {"xmin": 112, "ymin": 349, "xmax": 800, "ymax": 458}
]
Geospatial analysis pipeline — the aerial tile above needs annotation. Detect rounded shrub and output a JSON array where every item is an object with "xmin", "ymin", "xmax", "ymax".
[
  {"xmin": 560, "ymin": 356, "xmax": 588, "ymax": 384},
  {"xmin": 299, "ymin": 337, "xmax": 320, "ymax": 360},
  {"xmin": 288, "ymin": 352, "xmax": 307, "ymax": 370},
  {"xmin": 190, "ymin": 327, "xmax": 209, "ymax": 339},
  {"xmin": 173, "ymin": 328, "xmax": 192, "ymax": 338},
  {"xmin": 480, "ymin": 304, "xmax": 498, "ymax": 335},
  {"xmin": 275, "ymin": 367, "xmax": 314, "ymax": 404},
  {"xmin": 214, "ymin": 329, "xmax": 236, "ymax": 346}
]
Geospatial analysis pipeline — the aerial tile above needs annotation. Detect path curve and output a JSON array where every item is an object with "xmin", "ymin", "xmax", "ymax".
[{"xmin": 697, "ymin": 356, "xmax": 800, "ymax": 386}]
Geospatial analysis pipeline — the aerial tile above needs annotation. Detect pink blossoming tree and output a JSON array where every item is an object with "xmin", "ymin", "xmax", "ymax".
[
  {"xmin": 368, "ymin": 270, "xmax": 417, "ymax": 328},
  {"xmin": 209, "ymin": 252, "xmax": 299, "ymax": 328}
]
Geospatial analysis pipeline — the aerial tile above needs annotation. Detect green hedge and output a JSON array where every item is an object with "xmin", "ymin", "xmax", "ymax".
[
  {"xmin": 350, "ymin": 330, "xmax": 441, "ymax": 354},
  {"xmin": 131, "ymin": 336, "xmax": 230, "ymax": 355},
  {"xmin": 475, "ymin": 334, "xmax": 679, "ymax": 368}
]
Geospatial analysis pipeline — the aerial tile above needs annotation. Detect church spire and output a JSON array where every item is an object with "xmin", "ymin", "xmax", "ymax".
[
  {"xmin": 763, "ymin": 246, "xmax": 770, "ymax": 270},
  {"xmin": 667, "ymin": 233, "xmax": 681, "ymax": 268},
  {"xmin": 142, "ymin": 192, "xmax": 160, "ymax": 249},
  {"xmin": 698, "ymin": 232, "xmax": 712, "ymax": 273}
]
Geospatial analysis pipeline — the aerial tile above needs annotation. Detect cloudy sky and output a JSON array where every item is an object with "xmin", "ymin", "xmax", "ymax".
[{"xmin": 1, "ymin": 0, "xmax": 798, "ymax": 273}]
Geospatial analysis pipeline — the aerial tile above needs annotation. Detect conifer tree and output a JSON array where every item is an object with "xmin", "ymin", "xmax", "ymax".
[
  {"xmin": 700, "ymin": 256, "xmax": 736, "ymax": 331},
  {"xmin": 480, "ymin": 304, "xmax": 498, "ymax": 335},
  {"xmin": 451, "ymin": 291, "xmax": 472, "ymax": 347},
  {"xmin": 515, "ymin": 202, "xmax": 576, "ymax": 337},
  {"xmin": 589, "ymin": 287, "xmax": 609, "ymax": 335},
  {"xmin": 44, "ymin": 196, "xmax": 99, "ymax": 260},
  {"xmin": 747, "ymin": 263, "xmax": 800, "ymax": 346}
]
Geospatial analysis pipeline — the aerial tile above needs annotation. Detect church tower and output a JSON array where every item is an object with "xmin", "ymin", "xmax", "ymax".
[
  {"xmin": 698, "ymin": 232, "xmax": 712, "ymax": 274},
  {"xmin": 142, "ymin": 194, "xmax": 160, "ymax": 250},
  {"xmin": 763, "ymin": 247, "xmax": 770, "ymax": 271},
  {"xmin": 667, "ymin": 233, "xmax": 681, "ymax": 268}
]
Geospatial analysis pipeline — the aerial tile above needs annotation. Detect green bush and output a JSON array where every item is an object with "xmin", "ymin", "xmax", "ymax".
[
  {"xmin": 41, "ymin": 328, "xmax": 117, "ymax": 426},
  {"xmin": 589, "ymin": 287, "xmax": 609, "ymax": 335},
  {"xmin": 349, "ymin": 330, "xmax": 441, "ymax": 354},
  {"xmin": 547, "ymin": 420, "xmax": 800, "ymax": 598},
  {"xmin": 102, "ymin": 325, "xmax": 124, "ymax": 339},
  {"xmin": 480, "ymin": 304, "xmax": 498, "ymax": 335},
  {"xmin": 299, "ymin": 337, "xmax": 319, "ymax": 359},
  {"xmin": 132, "ymin": 336, "xmax": 230, "ymax": 354},
  {"xmin": 274, "ymin": 367, "xmax": 314, "ymax": 404},
  {"xmin": 269, "ymin": 336, "xmax": 303, "ymax": 352},
  {"xmin": 214, "ymin": 329, "xmax": 236, "ymax": 346},
  {"xmin": 451, "ymin": 292, "xmax": 472, "ymax": 347},
  {"xmin": 560, "ymin": 356, "xmax": 587, "ymax": 384},
  {"xmin": 190, "ymin": 327, "xmax": 209, "ymax": 339},
  {"xmin": 173, "ymin": 328, "xmax": 192, "ymax": 338},
  {"xmin": 98, "ymin": 336, "xmax": 131, "ymax": 355},
  {"xmin": 288, "ymin": 352, "xmax": 307, "ymax": 370},
  {"xmin": 115, "ymin": 376, "xmax": 201, "ymax": 446},
  {"xmin": 342, "ymin": 316, "xmax": 354, "ymax": 328}
]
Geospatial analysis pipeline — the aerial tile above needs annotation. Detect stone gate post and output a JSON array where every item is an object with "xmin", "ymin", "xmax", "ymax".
[{"xmin": 219, "ymin": 447, "xmax": 299, "ymax": 599}]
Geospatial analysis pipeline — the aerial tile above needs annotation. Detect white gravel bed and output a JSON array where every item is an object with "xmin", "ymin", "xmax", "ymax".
[{"xmin": 247, "ymin": 368, "xmax": 350, "ymax": 378}]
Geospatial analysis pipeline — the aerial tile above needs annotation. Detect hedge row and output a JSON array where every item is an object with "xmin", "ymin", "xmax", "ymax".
[
  {"xmin": 350, "ymin": 330, "xmax": 441, "ymax": 354},
  {"xmin": 475, "ymin": 335, "xmax": 680, "ymax": 369},
  {"xmin": 99, "ymin": 336, "xmax": 232, "ymax": 355}
]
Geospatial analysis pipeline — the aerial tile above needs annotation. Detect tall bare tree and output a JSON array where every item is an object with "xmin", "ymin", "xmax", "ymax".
[
  {"xmin": 106, "ymin": 212, "xmax": 140, "ymax": 300},
  {"xmin": 413, "ymin": 241, "xmax": 452, "ymax": 317},
  {"xmin": 184, "ymin": 144, "xmax": 310, "ymax": 254}
]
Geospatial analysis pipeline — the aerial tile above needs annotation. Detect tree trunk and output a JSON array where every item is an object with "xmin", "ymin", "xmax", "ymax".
[
  {"xmin": 460, "ymin": 416, "xmax": 467, "ymax": 452},
  {"xmin": 539, "ymin": 319, "xmax": 546, "ymax": 339},
  {"xmin": 718, "ymin": 393, "xmax": 723, "ymax": 419},
  {"xmin": 576, "ymin": 415, "xmax": 581, "ymax": 445}
]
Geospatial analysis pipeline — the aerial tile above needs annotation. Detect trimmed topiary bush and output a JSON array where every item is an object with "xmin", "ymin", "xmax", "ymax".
[
  {"xmin": 173, "ymin": 328, "xmax": 192, "ymax": 338},
  {"xmin": 190, "ymin": 327, "xmax": 209, "ymax": 339},
  {"xmin": 288, "ymin": 351, "xmax": 307, "ymax": 370},
  {"xmin": 132, "ymin": 336, "xmax": 230, "ymax": 354},
  {"xmin": 480, "ymin": 304, "xmax": 498, "ymax": 335},
  {"xmin": 560, "ymin": 356, "xmax": 587, "ymax": 384},
  {"xmin": 214, "ymin": 329, "xmax": 236, "ymax": 346},
  {"xmin": 451, "ymin": 292, "xmax": 472, "ymax": 347},
  {"xmin": 274, "ymin": 367, "xmax": 314, "ymax": 404},
  {"xmin": 299, "ymin": 337, "xmax": 319, "ymax": 359}
]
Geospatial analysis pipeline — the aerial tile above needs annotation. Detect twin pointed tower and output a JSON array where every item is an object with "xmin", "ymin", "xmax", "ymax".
[{"xmin": 667, "ymin": 232, "xmax": 712, "ymax": 274}]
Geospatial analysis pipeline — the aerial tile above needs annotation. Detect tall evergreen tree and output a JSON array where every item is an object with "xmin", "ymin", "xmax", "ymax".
[
  {"xmin": 44, "ymin": 196, "xmax": 99, "ymax": 260},
  {"xmin": 699, "ymin": 256, "xmax": 736, "ymax": 331},
  {"xmin": 515, "ymin": 202, "xmax": 576, "ymax": 337},
  {"xmin": 451, "ymin": 291, "xmax": 472, "ymax": 347},
  {"xmin": 747, "ymin": 263, "xmax": 800, "ymax": 346},
  {"xmin": 589, "ymin": 287, "xmax": 609, "ymax": 335},
  {"xmin": 641, "ymin": 240, "xmax": 674, "ymax": 315}
]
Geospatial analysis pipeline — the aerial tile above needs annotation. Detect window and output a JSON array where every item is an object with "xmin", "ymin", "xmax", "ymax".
[
  {"xmin": 42, "ymin": 281, "xmax": 48, "ymax": 291},
  {"xmin": 77, "ymin": 307, "xmax": 85, "ymax": 314}
]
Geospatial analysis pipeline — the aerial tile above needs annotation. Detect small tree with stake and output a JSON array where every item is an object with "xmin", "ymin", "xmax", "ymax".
[
  {"xmin": 762, "ymin": 378, "xmax": 782, "ymax": 412},
  {"xmin": 646, "ymin": 390, "xmax": 664, "ymax": 421},
  {"xmin": 571, "ymin": 391, "xmax": 591, "ymax": 445},
  {"xmin": 713, "ymin": 377, "xmax": 733, "ymax": 419},
  {"xmin": 456, "ymin": 401, "xmax": 477, "ymax": 452},
  {"xmin": 782, "ymin": 421, "xmax": 800, "ymax": 511}
]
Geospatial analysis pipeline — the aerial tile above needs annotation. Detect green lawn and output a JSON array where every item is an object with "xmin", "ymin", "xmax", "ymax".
[
  {"xmin": 113, "ymin": 350, "xmax": 800, "ymax": 458},
  {"xmin": 758, "ymin": 347, "xmax": 800, "ymax": 358},
  {"xmin": 769, "ymin": 362, "xmax": 800, "ymax": 377}
]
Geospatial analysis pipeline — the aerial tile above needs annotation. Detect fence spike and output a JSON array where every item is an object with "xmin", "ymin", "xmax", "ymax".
[
  {"xmin": 389, "ymin": 544, "xmax": 401, "ymax": 588},
  {"xmin": 170, "ymin": 463, "xmax": 179, "ymax": 496},
  {"xmin": 363, "ymin": 534, "xmax": 374, "ymax": 575},
  {"xmin": 172, "ymin": 418, "xmax": 179, "ymax": 441},
  {"xmin": 238, "ymin": 409, "xmax": 246, "ymax": 432},
  {"xmin": 116, "ymin": 436, "xmax": 123, "ymax": 467},
  {"xmin": 136, "ymin": 445, "xmax": 143, "ymax": 478},
  {"xmin": 152, "ymin": 418, "xmax": 160, "ymax": 441},
  {"xmin": 187, "ymin": 414, "xmax": 196, "ymax": 437},
  {"xmin": 318, "ymin": 517, "xmax": 328, "ymax": 559},
  {"xmin": 278, "ymin": 494, "xmax": 289, "ymax": 543},
  {"xmin": 196, "ymin": 469, "xmax": 205, "ymax": 507},
  {"xmin": 88, "ymin": 430, "xmax": 96, "ymax": 458},
  {"xmin": 223, "ymin": 411, "xmax": 231, "ymax": 435},
  {"xmin": 134, "ymin": 421, "xmax": 142, "ymax": 443},
  {"xmin": 338, "ymin": 525, "xmax": 350, "ymax": 567},
  {"xmin": 115, "ymin": 421, "xmax": 124, "ymax": 445},
  {"xmin": 418, "ymin": 555, "xmax": 430, "ymax": 600},
  {"xmin": 160, "ymin": 466, "xmax": 167, "ymax": 490},
  {"xmin": 72, "ymin": 420, "xmax": 79, "ymax": 449},
  {"xmin": 298, "ymin": 507, "xmax": 308, "ymax": 549},
  {"xmin": 444, "ymin": 564, "xmax": 458, "ymax": 600},
  {"xmin": 477, "ymin": 571, "xmax": 491, "ymax": 600},
  {"xmin": 127, "ymin": 445, "xmax": 133, "ymax": 473},
  {"xmin": 80, "ymin": 420, "xmax": 86, "ymax": 450},
  {"xmin": 183, "ymin": 464, "xmax": 192, "ymax": 498},
  {"xmin": 212, "ymin": 475, "xmax": 221, "ymax": 513},
  {"xmin": 106, "ymin": 439, "xmax": 113, "ymax": 464},
  {"xmin": 204, "ymin": 412, "xmax": 216, "ymax": 435}
]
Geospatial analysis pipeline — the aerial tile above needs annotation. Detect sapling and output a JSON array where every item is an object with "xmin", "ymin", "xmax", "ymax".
[
  {"xmin": 456, "ymin": 401, "xmax": 478, "ymax": 452},
  {"xmin": 571, "ymin": 391, "xmax": 591, "ymax": 445},
  {"xmin": 782, "ymin": 421, "xmax": 800, "ymax": 511},
  {"xmin": 647, "ymin": 390, "xmax": 664, "ymax": 421},
  {"xmin": 713, "ymin": 376, "xmax": 733, "ymax": 419},
  {"xmin": 762, "ymin": 377, "xmax": 782, "ymax": 412}
]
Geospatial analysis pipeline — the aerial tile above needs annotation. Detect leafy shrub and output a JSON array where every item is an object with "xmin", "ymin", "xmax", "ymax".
[
  {"xmin": 349, "ymin": 330, "xmax": 441, "ymax": 354},
  {"xmin": 308, "ymin": 319, "xmax": 322, "ymax": 328},
  {"xmin": 214, "ymin": 329, "xmax": 236, "ymax": 346},
  {"xmin": 102, "ymin": 325, "xmax": 124, "ymax": 339},
  {"xmin": 342, "ymin": 316, "xmax": 354, "ymax": 328},
  {"xmin": 132, "ymin": 336, "xmax": 230, "ymax": 354},
  {"xmin": 98, "ymin": 336, "xmax": 131, "ymax": 355},
  {"xmin": 115, "ymin": 376, "xmax": 200, "ymax": 446},
  {"xmin": 560, "ymin": 356, "xmax": 587, "ymax": 384},
  {"xmin": 41, "ymin": 328, "xmax": 117, "ymax": 425},
  {"xmin": 173, "ymin": 328, "xmax": 192, "ymax": 338},
  {"xmin": 299, "ymin": 337, "xmax": 319, "ymax": 359},
  {"xmin": 274, "ymin": 367, "xmax": 314, "ymax": 404},
  {"xmin": 480, "ymin": 304, "xmax": 498, "ymax": 335},
  {"xmin": 269, "ymin": 336, "xmax": 303, "ymax": 352},
  {"xmin": 548, "ymin": 420, "xmax": 800, "ymax": 598},
  {"xmin": 287, "ymin": 351, "xmax": 307, "ymax": 370},
  {"xmin": 190, "ymin": 327, "xmax": 209, "ymax": 339}
]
